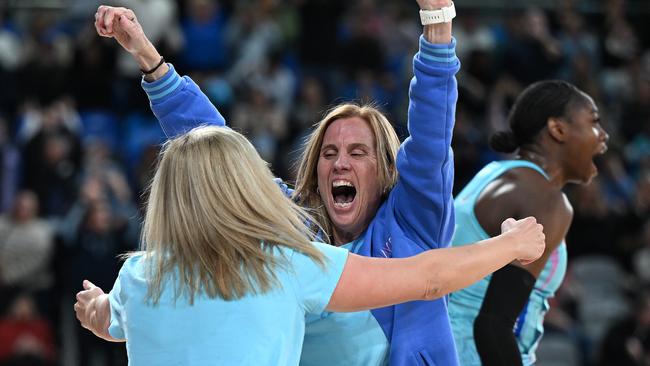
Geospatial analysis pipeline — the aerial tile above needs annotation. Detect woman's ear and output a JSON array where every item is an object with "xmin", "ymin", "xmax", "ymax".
[{"xmin": 547, "ymin": 117, "xmax": 567, "ymax": 143}]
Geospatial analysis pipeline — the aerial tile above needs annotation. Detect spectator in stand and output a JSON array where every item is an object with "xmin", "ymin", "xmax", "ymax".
[
  {"xmin": 0, "ymin": 191, "xmax": 54, "ymax": 316},
  {"xmin": 0, "ymin": 294, "xmax": 56, "ymax": 366}
]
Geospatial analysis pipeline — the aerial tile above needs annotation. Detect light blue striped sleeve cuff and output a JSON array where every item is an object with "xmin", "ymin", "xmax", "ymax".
[
  {"xmin": 418, "ymin": 35, "xmax": 459, "ymax": 65},
  {"xmin": 141, "ymin": 63, "xmax": 183, "ymax": 102}
]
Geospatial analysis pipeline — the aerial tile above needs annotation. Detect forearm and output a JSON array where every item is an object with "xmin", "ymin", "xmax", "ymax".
[
  {"xmin": 327, "ymin": 235, "xmax": 518, "ymax": 312},
  {"xmin": 421, "ymin": 0, "xmax": 452, "ymax": 44},
  {"xmin": 473, "ymin": 265, "xmax": 536, "ymax": 365},
  {"xmin": 475, "ymin": 315, "xmax": 523, "ymax": 366},
  {"xmin": 417, "ymin": 235, "xmax": 518, "ymax": 299},
  {"xmin": 131, "ymin": 41, "xmax": 169, "ymax": 82}
]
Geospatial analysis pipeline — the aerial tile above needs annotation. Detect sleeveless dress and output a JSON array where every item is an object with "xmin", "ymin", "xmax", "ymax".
[{"xmin": 448, "ymin": 160, "xmax": 568, "ymax": 366}]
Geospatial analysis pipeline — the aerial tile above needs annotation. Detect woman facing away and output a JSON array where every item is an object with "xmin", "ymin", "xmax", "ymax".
[
  {"xmin": 448, "ymin": 80, "xmax": 610, "ymax": 366},
  {"xmin": 93, "ymin": 1, "xmax": 464, "ymax": 364},
  {"xmin": 74, "ymin": 126, "xmax": 546, "ymax": 366}
]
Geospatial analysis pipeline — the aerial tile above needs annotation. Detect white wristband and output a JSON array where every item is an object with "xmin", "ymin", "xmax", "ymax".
[{"xmin": 419, "ymin": 2, "xmax": 456, "ymax": 25}]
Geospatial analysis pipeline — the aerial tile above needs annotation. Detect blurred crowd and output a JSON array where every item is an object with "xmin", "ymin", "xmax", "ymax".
[{"xmin": 0, "ymin": 0, "xmax": 647, "ymax": 365}]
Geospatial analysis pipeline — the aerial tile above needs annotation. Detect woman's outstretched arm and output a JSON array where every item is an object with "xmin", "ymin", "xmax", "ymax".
[
  {"xmin": 327, "ymin": 217, "xmax": 545, "ymax": 312},
  {"xmin": 74, "ymin": 280, "xmax": 124, "ymax": 342}
]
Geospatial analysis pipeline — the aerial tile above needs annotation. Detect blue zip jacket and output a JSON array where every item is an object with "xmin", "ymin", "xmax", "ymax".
[{"xmin": 141, "ymin": 35, "xmax": 460, "ymax": 366}]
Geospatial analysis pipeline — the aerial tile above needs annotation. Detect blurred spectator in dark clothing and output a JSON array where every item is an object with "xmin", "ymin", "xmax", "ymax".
[
  {"xmin": 556, "ymin": 10, "xmax": 600, "ymax": 82},
  {"xmin": 58, "ymin": 178, "xmax": 135, "ymax": 366},
  {"xmin": 566, "ymin": 178, "xmax": 628, "ymax": 263},
  {"xmin": 451, "ymin": 105, "xmax": 484, "ymax": 194},
  {"xmin": 81, "ymin": 141, "xmax": 136, "ymax": 222},
  {"xmin": 71, "ymin": 24, "xmax": 117, "ymax": 111},
  {"xmin": 621, "ymin": 74, "xmax": 650, "ymax": 158},
  {"xmin": 338, "ymin": 0, "xmax": 385, "ymax": 80},
  {"xmin": 248, "ymin": 48, "xmax": 296, "ymax": 113},
  {"xmin": 230, "ymin": 85, "xmax": 288, "ymax": 166},
  {"xmin": 598, "ymin": 290, "xmax": 650, "ymax": 366},
  {"xmin": 59, "ymin": 179, "xmax": 138, "ymax": 294},
  {"xmin": 0, "ymin": 117, "xmax": 19, "ymax": 213},
  {"xmin": 15, "ymin": 11, "xmax": 72, "ymax": 106},
  {"xmin": 297, "ymin": 0, "xmax": 345, "ymax": 69},
  {"xmin": 19, "ymin": 99, "xmax": 82, "ymax": 217},
  {"xmin": 285, "ymin": 76, "xmax": 327, "ymax": 179},
  {"xmin": 226, "ymin": 1, "xmax": 283, "ymax": 87},
  {"xmin": 598, "ymin": 152, "xmax": 637, "ymax": 214},
  {"xmin": 0, "ymin": 295, "xmax": 56, "ymax": 366},
  {"xmin": 179, "ymin": 0, "xmax": 229, "ymax": 72},
  {"xmin": 601, "ymin": 0, "xmax": 640, "ymax": 69},
  {"xmin": 503, "ymin": 8, "xmax": 563, "ymax": 84}
]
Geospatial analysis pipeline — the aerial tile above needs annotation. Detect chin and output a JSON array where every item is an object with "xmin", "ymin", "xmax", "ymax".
[
  {"xmin": 330, "ymin": 215, "xmax": 355, "ymax": 232},
  {"xmin": 581, "ymin": 171, "xmax": 598, "ymax": 185}
]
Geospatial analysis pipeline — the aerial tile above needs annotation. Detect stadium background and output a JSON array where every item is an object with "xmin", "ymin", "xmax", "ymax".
[{"xmin": 0, "ymin": 0, "xmax": 648, "ymax": 365}]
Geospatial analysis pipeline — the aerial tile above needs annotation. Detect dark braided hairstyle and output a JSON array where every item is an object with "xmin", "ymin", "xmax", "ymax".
[{"xmin": 490, "ymin": 80, "xmax": 591, "ymax": 153}]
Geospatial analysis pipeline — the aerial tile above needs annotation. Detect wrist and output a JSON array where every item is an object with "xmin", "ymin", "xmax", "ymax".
[
  {"xmin": 495, "ymin": 231, "xmax": 519, "ymax": 260},
  {"xmin": 419, "ymin": 2, "xmax": 454, "ymax": 44},
  {"xmin": 132, "ymin": 41, "xmax": 160, "ymax": 71},
  {"xmin": 134, "ymin": 43, "xmax": 169, "ymax": 82},
  {"xmin": 419, "ymin": 0, "xmax": 452, "ymax": 10},
  {"xmin": 92, "ymin": 294, "xmax": 111, "ymax": 331}
]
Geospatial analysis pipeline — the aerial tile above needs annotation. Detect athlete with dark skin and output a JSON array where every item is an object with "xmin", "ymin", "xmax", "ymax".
[
  {"xmin": 478, "ymin": 88, "xmax": 607, "ymax": 277},
  {"xmin": 449, "ymin": 80, "xmax": 610, "ymax": 366}
]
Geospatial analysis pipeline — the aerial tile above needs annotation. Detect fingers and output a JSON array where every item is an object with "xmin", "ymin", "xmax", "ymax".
[
  {"xmin": 116, "ymin": 14, "xmax": 137, "ymax": 36},
  {"xmin": 83, "ymin": 279, "xmax": 96, "ymax": 290},
  {"xmin": 73, "ymin": 301, "xmax": 91, "ymax": 329},
  {"xmin": 76, "ymin": 280, "xmax": 104, "ymax": 304},
  {"xmin": 500, "ymin": 217, "xmax": 517, "ymax": 232},
  {"xmin": 94, "ymin": 5, "xmax": 137, "ymax": 37},
  {"xmin": 94, "ymin": 7, "xmax": 109, "ymax": 37}
]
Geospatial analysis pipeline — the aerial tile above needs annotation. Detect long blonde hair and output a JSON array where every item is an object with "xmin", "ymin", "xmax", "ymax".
[
  {"xmin": 141, "ymin": 126, "xmax": 324, "ymax": 304},
  {"xmin": 294, "ymin": 103, "xmax": 401, "ymax": 242}
]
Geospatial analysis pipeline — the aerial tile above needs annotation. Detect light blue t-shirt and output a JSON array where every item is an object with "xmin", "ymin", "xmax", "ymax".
[
  {"xmin": 107, "ymin": 242, "xmax": 349, "ymax": 366},
  {"xmin": 300, "ymin": 239, "xmax": 389, "ymax": 366}
]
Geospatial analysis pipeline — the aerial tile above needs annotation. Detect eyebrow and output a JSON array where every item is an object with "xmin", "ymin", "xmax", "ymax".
[
  {"xmin": 320, "ymin": 143, "xmax": 371, "ymax": 152},
  {"xmin": 347, "ymin": 143, "xmax": 371, "ymax": 151},
  {"xmin": 321, "ymin": 144, "xmax": 338, "ymax": 152}
]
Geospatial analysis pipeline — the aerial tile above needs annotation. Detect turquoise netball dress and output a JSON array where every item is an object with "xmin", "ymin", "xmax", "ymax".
[{"xmin": 448, "ymin": 160, "xmax": 568, "ymax": 366}]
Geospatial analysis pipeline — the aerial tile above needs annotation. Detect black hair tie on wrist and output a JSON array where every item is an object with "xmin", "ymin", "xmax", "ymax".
[{"xmin": 140, "ymin": 56, "xmax": 165, "ymax": 75}]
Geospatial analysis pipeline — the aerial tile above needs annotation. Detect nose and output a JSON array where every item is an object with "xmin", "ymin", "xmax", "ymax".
[{"xmin": 334, "ymin": 153, "xmax": 351, "ymax": 171}]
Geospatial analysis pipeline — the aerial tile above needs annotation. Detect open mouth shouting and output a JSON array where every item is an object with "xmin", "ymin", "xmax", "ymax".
[{"xmin": 332, "ymin": 180, "xmax": 357, "ymax": 209}]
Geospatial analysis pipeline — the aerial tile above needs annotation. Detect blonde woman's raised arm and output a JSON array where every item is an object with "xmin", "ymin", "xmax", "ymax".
[{"xmin": 326, "ymin": 217, "xmax": 545, "ymax": 312}]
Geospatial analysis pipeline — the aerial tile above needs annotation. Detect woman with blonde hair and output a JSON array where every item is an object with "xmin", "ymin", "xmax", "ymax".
[{"xmin": 75, "ymin": 125, "xmax": 545, "ymax": 365}]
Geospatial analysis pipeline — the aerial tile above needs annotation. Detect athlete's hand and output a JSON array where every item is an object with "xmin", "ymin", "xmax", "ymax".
[{"xmin": 501, "ymin": 217, "xmax": 546, "ymax": 265}]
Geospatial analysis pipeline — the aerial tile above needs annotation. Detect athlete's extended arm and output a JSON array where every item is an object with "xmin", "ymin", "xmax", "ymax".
[{"xmin": 327, "ymin": 217, "xmax": 545, "ymax": 312}]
